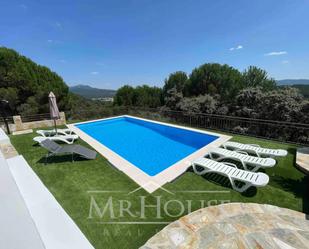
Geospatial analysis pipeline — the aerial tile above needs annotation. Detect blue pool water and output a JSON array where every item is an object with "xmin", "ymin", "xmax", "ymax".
[{"xmin": 76, "ymin": 117, "xmax": 218, "ymax": 176}]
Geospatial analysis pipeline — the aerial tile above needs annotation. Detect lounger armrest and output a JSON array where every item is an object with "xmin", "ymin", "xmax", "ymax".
[{"xmin": 223, "ymin": 162, "xmax": 238, "ymax": 168}]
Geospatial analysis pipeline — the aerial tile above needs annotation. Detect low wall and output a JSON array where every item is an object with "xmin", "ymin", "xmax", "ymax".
[{"xmin": 4, "ymin": 112, "xmax": 66, "ymax": 132}]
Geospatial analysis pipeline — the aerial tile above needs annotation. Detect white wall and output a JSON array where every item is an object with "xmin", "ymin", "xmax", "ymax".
[
  {"xmin": 0, "ymin": 128, "xmax": 10, "ymax": 144},
  {"xmin": 0, "ymin": 150, "xmax": 45, "ymax": 249}
]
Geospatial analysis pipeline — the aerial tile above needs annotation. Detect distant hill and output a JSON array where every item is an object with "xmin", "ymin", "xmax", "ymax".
[
  {"xmin": 69, "ymin": 84, "xmax": 116, "ymax": 99},
  {"xmin": 276, "ymin": 79, "xmax": 309, "ymax": 98},
  {"xmin": 277, "ymin": 79, "xmax": 309, "ymax": 85}
]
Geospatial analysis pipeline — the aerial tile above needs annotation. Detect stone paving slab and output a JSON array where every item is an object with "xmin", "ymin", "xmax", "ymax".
[
  {"xmin": 0, "ymin": 143, "xmax": 18, "ymax": 159},
  {"xmin": 296, "ymin": 147, "xmax": 309, "ymax": 175},
  {"xmin": 12, "ymin": 129, "xmax": 33, "ymax": 135},
  {"xmin": 141, "ymin": 203, "xmax": 309, "ymax": 249}
]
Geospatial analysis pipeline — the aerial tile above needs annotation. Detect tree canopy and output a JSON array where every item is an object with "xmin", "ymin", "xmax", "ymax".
[
  {"xmin": 139, "ymin": 62, "xmax": 308, "ymax": 124},
  {"xmin": 114, "ymin": 85, "xmax": 163, "ymax": 108},
  {"xmin": 114, "ymin": 85, "xmax": 135, "ymax": 106},
  {"xmin": 114, "ymin": 63, "xmax": 288, "ymax": 116},
  {"xmin": 242, "ymin": 66, "xmax": 276, "ymax": 91},
  {"xmin": 234, "ymin": 87, "xmax": 306, "ymax": 122},
  {"xmin": 0, "ymin": 47, "xmax": 69, "ymax": 115},
  {"xmin": 163, "ymin": 71, "xmax": 188, "ymax": 96},
  {"xmin": 184, "ymin": 63, "xmax": 244, "ymax": 99}
]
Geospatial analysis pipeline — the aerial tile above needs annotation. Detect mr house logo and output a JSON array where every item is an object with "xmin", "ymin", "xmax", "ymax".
[{"xmin": 87, "ymin": 181, "xmax": 231, "ymax": 225}]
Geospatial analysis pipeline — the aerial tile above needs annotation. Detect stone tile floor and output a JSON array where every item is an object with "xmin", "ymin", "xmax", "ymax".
[{"xmin": 141, "ymin": 203, "xmax": 309, "ymax": 249}]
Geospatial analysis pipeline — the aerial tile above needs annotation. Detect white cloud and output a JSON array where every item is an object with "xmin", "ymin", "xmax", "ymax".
[
  {"xmin": 55, "ymin": 22, "xmax": 62, "ymax": 29},
  {"xmin": 264, "ymin": 51, "xmax": 287, "ymax": 56},
  {"xmin": 90, "ymin": 71, "xmax": 99, "ymax": 75},
  {"xmin": 47, "ymin": 39, "xmax": 63, "ymax": 45},
  {"xmin": 281, "ymin": 60, "xmax": 289, "ymax": 64},
  {"xmin": 229, "ymin": 45, "xmax": 243, "ymax": 51},
  {"xmin": 59, "ymin": 59, "xmax": 66, "ymax": 63},
  {"xmin": 96, "ymin": 62, "xmax": 105, "ymax": 66}
]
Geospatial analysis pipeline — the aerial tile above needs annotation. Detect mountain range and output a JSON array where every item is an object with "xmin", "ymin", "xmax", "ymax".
[
  {"xmin": 69, "ymin": 84, "xmax": 116, "ymax": 99},
  {"xmin": 276, "ymin": 79, "xmax": 309, "ymax": 85}
]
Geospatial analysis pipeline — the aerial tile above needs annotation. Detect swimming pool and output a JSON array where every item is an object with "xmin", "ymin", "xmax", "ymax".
[{"xmin": 69, "ymin": 116, "xmax": 231, "ymax": 192}]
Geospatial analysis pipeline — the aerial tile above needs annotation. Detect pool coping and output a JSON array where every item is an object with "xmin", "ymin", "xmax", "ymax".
[{"xmin": 68, "ymin": 115, "xmax": 232, "ymax": 193}]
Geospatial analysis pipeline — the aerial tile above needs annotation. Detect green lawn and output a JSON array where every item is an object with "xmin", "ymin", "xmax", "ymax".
[{"xmin": 10, "ymin": 128, "xmax": 308, "ymax": 249}]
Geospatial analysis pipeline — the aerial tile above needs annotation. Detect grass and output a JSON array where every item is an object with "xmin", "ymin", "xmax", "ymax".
[{"xmin": 10, "ymin": 127, "xmax": 308, "ymax": 249}]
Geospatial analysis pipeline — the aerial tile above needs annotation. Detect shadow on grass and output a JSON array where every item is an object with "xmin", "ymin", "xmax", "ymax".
[
  {"xmin": 272, "ymin": 175, "xmax": 309, "ymax": 214},
  {"xmin": 32, "ymin": 141, "xmax": 74, "ymax": 147},
  {"xmin": 287, "ymin": 147, "xmax": 297, "ymax": 165},
  {"xmin": 241, "ymin": 187, "xmax": 258, "ymax": 197},
  {"xmin": 37, "ymin": 154, "xmax": 91, "ymax": 165}
]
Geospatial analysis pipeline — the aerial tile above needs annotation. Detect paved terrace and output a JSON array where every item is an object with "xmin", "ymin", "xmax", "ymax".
[{"xmin": 141, "ymin": 203, "xmax": 309, "ymax": 249}]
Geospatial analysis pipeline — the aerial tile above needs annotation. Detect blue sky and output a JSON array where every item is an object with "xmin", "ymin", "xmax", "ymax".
[{"xmin": 0, "ymin": 0, "xmax": 308, "ymax": 89}]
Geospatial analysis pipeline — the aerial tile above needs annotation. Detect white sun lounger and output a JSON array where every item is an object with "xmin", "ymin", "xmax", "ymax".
[
  {"xmin": 33, "ymin": 134, "xmax": 79, "ymax": 145},
  {"xmin": 222, "ymin": 141, "xmax": 288, "ymax": 157},
  {"xmin": 36, "ymin": 128, "xmax": 75, "ymax": 137},
  {"xmin": 192, "ymin": 157, "xmax": 269, "ymax": 192},
  {"xmin": 208, "ymin": 147, "xmax": 276, "ymax": 172}
]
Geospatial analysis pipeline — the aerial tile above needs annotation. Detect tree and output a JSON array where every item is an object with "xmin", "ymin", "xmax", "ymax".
[
  {"xmin": 163, "ymin": 87, "xmax": 184, "ymax": 110},
  {"xmin": 185, "ymin": 63, "xmax": 243, "ymax": 99},
  {"xmin": 114, "ymin": 85, "xmax": 135, "ymax": 106},
  {"xmin": 234, "ymin": 87, "xmax": 304, "ymax": 121},
  {"xmin": 17, "ymin": 96, "xmax": 39, "ymax": 115},
  {"xmin": 0, "ymin": 47, "xmax": 69, "ymax": 115},
  {"xmin": 114, "ymin": 85, "xmax": 163, "ymax": 108},
  {"xmin": 176, "ymin": 95, "xmax": 218, "ymax": 114},
  {"xmin": 163, "ymin": 71, "xmax": 188, "ymax": 96},
  {"xmin": 0, "ymin": 87, "xmax": 18, "ymax": 111},
  {"xmin": 135, "ymin": 85, "xmax": 163, "ymax": 108},
  {"xmin": 297, "ymin": 101, "xmax": 309, "ymax": 124},
  {"xmin": 242, "ymin": 66, "xmax": 276, "ymax": 91}
]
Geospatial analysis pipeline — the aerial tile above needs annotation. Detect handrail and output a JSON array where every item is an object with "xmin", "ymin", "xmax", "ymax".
[
  {"xmin": 3, "ymin": 107, "xmax": 307, "ymax": 145},
  {"xmin": 129, "ymin": 107, "xmax": 309, "ymax": 128},
  {"xmin": 126, "ymin": 107, "xmax": 309, "ymax": 145}
]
